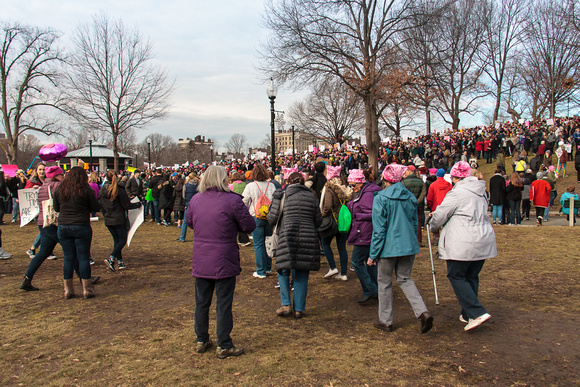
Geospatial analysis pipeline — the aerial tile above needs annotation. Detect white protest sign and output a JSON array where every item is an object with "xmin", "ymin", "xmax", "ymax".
[
  {"xmin": 519, "ymin": 118, "xmax": 525, "ymax": 124},
  {"xmin": 126, "ymin": 197, "xmax": 144, "ymax": 246},
  {"xmin": 18, "ymin": 188, "xmax": 39, "ymax": 227},
  {"xmin": 547, "ymin": 118, "xmax": 554, "ymax": 126}
]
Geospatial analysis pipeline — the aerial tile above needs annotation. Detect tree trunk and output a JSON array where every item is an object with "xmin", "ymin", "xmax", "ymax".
[
  {"xmin": 493, "ymin": 83, "xmax": 502, "ymax": 123},
  {"xmin": 363, "ymin": 95, "xmax": 379, "ymax": 173},
  {"xmin": 112, "ymin": 132, "xmax": 119, "ymax": 171}
]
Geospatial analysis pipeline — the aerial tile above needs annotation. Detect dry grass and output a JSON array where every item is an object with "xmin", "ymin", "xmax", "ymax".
[{"xmin": 0, "ymin": 158, "xmax": 579, "ymax": 386}]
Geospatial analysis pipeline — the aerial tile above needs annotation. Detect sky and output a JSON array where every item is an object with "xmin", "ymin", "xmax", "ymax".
[{"xmin": 3, "ymin": 0, "xmax": 309, "ymax": 150}]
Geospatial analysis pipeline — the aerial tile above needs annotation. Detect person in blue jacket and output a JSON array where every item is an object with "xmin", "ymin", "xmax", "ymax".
[
  {"xmin": 560, "ymin": 185, "xmax": 579, "ymax": 224},
  {"xmin": 368, "ymin": 164, "xmax": 433, "ymax": 334}
]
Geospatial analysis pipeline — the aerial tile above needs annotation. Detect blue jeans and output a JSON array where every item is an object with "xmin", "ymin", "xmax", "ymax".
[
  {"xmin": 278, "ymin": 269, "xmax": 309, "ymax": 312},
  {"xmin": 25, "ymin": 225, "xmax": 59, "ymax": 280},
  {"xmin": 321, "ymin": 233, "xmax": 348, "ymax": 275},
  {"xmin": 58, "ymin": 224, "xmax": 92, "ymax": 280},
  {"xmin": 351, "ymin": 245, "xmax": 377, "ymax": 297},
  {"xmin": 12, "ymin": 198, "xmax": 19, "ymax": 222},
  {"xmin": 179, "ymin": 206, "xmax": 188, "ymax": 241},
  {"xmin": 446, "ymin": 260, "xmax": 487, "ymax": 320},
  {"xmin": 106, "ymin": 224, "xmax": 127, "ymax": 260},
  {"xmin": 252, "ymin": 218, "xmax": 272, "ymax": 276},
  {"xmin": 491, "ymin": 204, "xmax": 503, "ymax": 223},
  {"xmin": 507, "ymin": 200, "xmax": 521, "ymax": 224},
  {"xmin": 152, "ymin": 198, "xmax": 161, "ymax": 223},
  {"xmin": 544, "ymin": 191, "xmax": 557, "ymax": 220}
]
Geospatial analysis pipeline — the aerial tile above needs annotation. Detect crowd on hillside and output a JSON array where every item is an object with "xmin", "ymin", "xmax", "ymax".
[{"xmin": 2, "ymin": 116, "xmax": 579, "ymax": 358}]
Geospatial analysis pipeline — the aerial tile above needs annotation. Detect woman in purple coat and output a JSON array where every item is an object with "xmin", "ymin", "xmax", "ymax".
[
  {"xmin": 186, "ymin": 166, "xmax": 256, "ymax": 359},
  {"xmin": 346, "ymin": 169, "xmax": 382, "ymax": 304}
]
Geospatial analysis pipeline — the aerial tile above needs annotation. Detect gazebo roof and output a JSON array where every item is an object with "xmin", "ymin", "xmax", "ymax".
[{"xmin": 66, "ymin": 143, "xmax": 132, "ymax": 159}]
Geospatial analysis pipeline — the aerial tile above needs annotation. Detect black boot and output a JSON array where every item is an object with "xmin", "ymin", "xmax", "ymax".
[{"xmin": 20, "ymin": 276, "xmax": 39, "ymax": 291}]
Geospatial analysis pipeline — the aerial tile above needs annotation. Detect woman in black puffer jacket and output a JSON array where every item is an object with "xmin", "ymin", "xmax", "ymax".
[
  {"xmin": 268, "ymin": 172, "xmax": 322, "ymax": 318},
  {"xmin": 100, "ymin": 170, "xmax": 141, "ymax": 271}
]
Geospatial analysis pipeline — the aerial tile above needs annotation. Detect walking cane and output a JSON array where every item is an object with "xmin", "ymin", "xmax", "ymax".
[{"xmin": 426, "ymin": 218, "xmax": 440, "ymax": 305}]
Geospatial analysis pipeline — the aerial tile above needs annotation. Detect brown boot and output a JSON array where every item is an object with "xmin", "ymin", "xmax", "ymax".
[
  {"xmin": 81, "ymin": 279, "xmax": 95, "ymax": 299},
  {"xmin": 63, "ymin": 279, "xmax": 75, "ymax": 299}
]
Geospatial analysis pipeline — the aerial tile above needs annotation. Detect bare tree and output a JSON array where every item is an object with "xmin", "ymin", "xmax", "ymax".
[
  {"xmin": 523, "ymin": 0, "xmax": 580, "ymax": 118},
  {"xmin": 0, "ymin": 22, "xmax": 64, "ymax": 164},
  {"xmin": 430, "ymin": 0, "xmax": 490, "ymax": 129},
  {"xmin": 17, "ymin": 133, "xmax": 42, "ymax": 167},
  {"xmin": 225, "ymin": 133, "xmax": 247, "ymax": 157},
  {"xmin": 287, "ymin": 78, "xmax": 364, "ymax": 143},
  {"xmin": 63, "ymin": 14, "xmax": 173, "ymax": 170},
  {"xmin": 137, "ymin": 133, "xmax": 175, "ymax": 165},
  {"xmin": 260, "ymin": 0, "xmax": 431, "ymax": 170},
  {"xmin": 482, "ymin": 0, "xmax": 529, "ymax": 123}
]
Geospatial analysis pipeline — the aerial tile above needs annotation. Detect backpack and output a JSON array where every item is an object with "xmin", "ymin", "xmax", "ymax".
[
  {"xmin": 337, "ymin": 202, "xmax": 351, "ymax": 233},
  {"xmin": 254, "ymin": 182, "xmax": 271, "ymax": 220}
]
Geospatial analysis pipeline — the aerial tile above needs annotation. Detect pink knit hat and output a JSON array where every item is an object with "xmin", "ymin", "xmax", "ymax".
[
  {"xmin": 326, "ymin": 165, "xmax": 341, "ymax": 180},
  {"xmin": 548, "ymin": 165, "xmax": 555, "ymax": 172},
  {"xmin": 450, "ymin": 161, "xmax": 471, "ymax": 178},
  {"xmin": 348, "ymin": 169, "xmax": 365, "ymax": 183},
  {"xmin": 382, "ymin": 164, "xmax": 407, "ymax": 183},
  {"xmin": 282, "ymin": 167, "xmax": 297, "ymax": 180},
  {"xmin": 45, "ymin": 166, "xmax": 64, "ymax": 179}
]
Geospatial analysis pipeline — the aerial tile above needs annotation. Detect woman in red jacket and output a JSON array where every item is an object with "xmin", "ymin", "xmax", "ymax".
[{"xmin": 529, "ymin": 174, "xmax": 551, "ymax": 225}]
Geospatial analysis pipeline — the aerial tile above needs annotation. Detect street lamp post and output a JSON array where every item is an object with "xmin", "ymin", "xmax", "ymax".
[
  {"xmin": 88, "ymin": 138, "xmax": 93, "ymax": 172},
  {"xmin": 266, "ymin": 78, "xmax": 278, "ymax": 172},
  {"xmin": 146, "ymin": 137, "xmax": 151, "ymax": 167}
]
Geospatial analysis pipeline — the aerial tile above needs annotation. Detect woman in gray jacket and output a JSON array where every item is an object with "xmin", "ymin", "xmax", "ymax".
[{"xmin": 429, "ymin": 161, "xmax": 497, "ymax": 332}]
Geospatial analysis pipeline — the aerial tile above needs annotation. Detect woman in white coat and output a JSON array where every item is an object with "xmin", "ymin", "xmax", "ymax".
[{"xmin": 429, "ymin": 161, "xmax": 497, "ymax": 332}]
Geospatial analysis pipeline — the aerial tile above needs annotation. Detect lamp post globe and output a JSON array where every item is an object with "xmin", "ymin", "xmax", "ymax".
[{"xmin": 266, "ymin": 78, "xmax": 278, "ymax": 172}]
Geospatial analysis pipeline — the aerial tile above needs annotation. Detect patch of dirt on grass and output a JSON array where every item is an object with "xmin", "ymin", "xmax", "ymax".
[{"xmin": 0, "ymin": 222, "xmax": 579, "ymax": 385}]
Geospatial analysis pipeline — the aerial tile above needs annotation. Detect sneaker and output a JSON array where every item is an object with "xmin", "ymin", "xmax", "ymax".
[
  {"xmin": 324, "ymin": 268, "xmax": 339, "ymax": 278},
  {"xmin": 176, "ymin": 238, "xmax": 186, "ymax": 243},
  {"xmin": 464, "ymin": 313, "xmax": 491, "ymax": 331},
  {"xmin": 117, "ymin": 260, "xmax": 127, "ymax": 269},
  {"xmin": 47, "ymin": 255, "xmax": 57, "ymax": 260},
  {"xmin": 89, "ymin": 258, "xmax": 95, "ymax": 265},
  {"xmin": 537, "ymin": 216, "xmax": 543, "ymax": 226},
  {"xmin": 274, "ymin": 282, "xmax": 280, "ymax": 289},
  {"xmin": 196, "ymin": 340, "xmax": 213, "ymax": 354},
  {"xmin": 0, "ymin": 251, "xmax": 13, "ymax": 259},
  {"xmin": 104, "ymin": 258, "xmax": 116, "ymax": 272},
  {"xmin": 216, "ymin": 346, "xmax": 245, "ymax": 359},
  {"xmin": 350, "ymin": 266, "xmax": 355, "ymax": 271},
  {"xmin": 241, "ymin": 242, "xmax": 252, "ymax": 247},
  {"xmin": 459, "ymin": 315, "xmax": 468, "ymax": 324},
  {"xmin": 252, "ymin": 271, "xmax": 266, "ymax": 279},
  {"xmin": 177, "ymin": 225, "xmax": 181, "ymax": 229},
  {"xmin": 26, "ymin": 249, "xmax": 36, "ymax": 259},
  {"xmin": 335, "ymin": 274, "xmax": 348, "ymax": 281},
  {"xmin": 276, "ymin": 305, "xmax": 293, "ymax": 317}
]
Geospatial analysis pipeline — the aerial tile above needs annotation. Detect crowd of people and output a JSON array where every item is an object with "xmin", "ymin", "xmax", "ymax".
[{"xmin": 3, "ymin": 116, "xmax": 579, "ymax": 358}]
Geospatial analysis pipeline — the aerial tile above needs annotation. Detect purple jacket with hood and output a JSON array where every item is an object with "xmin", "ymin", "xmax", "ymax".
[
  {"xmin": 186, "ymin": 188, "xmax": 256, "ymax": 279},
  {"xmin": 346, "ymin": 182, "xmax": 382, "ymax": 245}
]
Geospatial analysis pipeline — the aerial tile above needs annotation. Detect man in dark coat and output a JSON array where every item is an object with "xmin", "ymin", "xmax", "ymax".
[
  {"xmin": 125, "ymin": 170, "xmax": 143, "ymax": 200},
  {"xmin": 489, "ymin": 169, "xmax": 506, "ymax": 224}
]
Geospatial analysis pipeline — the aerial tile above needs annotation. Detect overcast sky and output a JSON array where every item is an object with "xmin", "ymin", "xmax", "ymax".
[{"xmin": 4, "ymin": 0, "xmax": 312, "ymax": 149}]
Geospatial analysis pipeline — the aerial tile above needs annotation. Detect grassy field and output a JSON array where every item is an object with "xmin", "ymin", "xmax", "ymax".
[{"xmin": 0, "ymin": 157, "xmax": 578, "ymax": 386}]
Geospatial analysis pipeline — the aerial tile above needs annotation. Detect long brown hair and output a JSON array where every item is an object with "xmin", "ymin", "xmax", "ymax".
[
  {"xmin": 58, "ymin": 167, "xmax": 89, "ymax": 200},
  {"xmin": 106, "ymin": 170, "xmax": 119, "ymax": 201},
  {"xmin": 510, "ymin": 172, "xmax": 523, "ymax": 187}
]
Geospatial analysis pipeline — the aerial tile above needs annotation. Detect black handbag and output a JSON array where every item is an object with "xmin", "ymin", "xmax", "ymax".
[{"xmin": 317, "ymin": 214, "xmax": 338, "ymax": 238}]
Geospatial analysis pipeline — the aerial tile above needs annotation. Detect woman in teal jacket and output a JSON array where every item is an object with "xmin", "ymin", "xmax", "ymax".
[
  {"xmin": 560, "ymin": 185, "xmax": 579, "ymax": 224},
  {"xmin": 368, "ymin": 164, "xmax": 433, "ymax": 334}
]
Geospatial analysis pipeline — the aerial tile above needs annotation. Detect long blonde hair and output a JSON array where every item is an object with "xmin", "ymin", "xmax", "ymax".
[{"xmin": 106, "ymin": 170, "xmax": 119, "ymax": 201}]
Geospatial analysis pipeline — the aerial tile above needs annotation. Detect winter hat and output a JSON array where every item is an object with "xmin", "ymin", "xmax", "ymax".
[
  {"xmin": 172, "ymin": 172, "xmax": 178, "ymax": 177},
  {"xmin": 436, "ymin": 168, "xmax": 446, "ymax": 177},
  {"xmin": 548, "ymin": 165, "xmax": 555, "ymax": 171},
  {"xmin": 429, "ymin": 168, "xmax": 438, "ymax": 176},
  {"xmin": 450, "ymin": 161, "xmax": 472, "ymax": 178},
  {"xmin": 326, "ymin": 165, "xmax": 341, "ymax": 180},
  {"xmin": 348, "ymin": 169, "xmax": 366, "ymax": 184},
  {"xmin": 382, "ymin": 164, "xmax": 407, "ymax": 183},
  {"xmin": 245, "ymin": 171, "xmax": 252, "ymax": 179},
  {"xmin": 407, "ymin": 165, "xmax": 416, "ymax": 172},
  {"xmin": 46, "ymin": 166, "xmax": 64, "ymax": 179},
  {"xmin": 282, "ymin": 167, "xmax": 297, "ymax": 180}
]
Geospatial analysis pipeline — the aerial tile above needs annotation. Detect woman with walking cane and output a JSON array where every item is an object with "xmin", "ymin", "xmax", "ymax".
[{"xmin": 429, "ymin": 161, "xmax": 497, "ymax": 331}]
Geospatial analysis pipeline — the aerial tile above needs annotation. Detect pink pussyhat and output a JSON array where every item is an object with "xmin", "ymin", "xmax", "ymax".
[
  {"xmin": 450, "ymin": 161, "xmax": 472, "ymax": 178},
  {"xmin": 326, "ymin": 165, "xmax": 341, "ymax": 179},
  {"xmin": 348, "ymin": 169, "xmax": 365, "ymax": 183},
  {"xmin": 382, "ymin": 164, "xmax": 407, "ymax": 183},
  {"xmin": 282, "ymin": 167, "xmax": 297, "ymax": 180}
]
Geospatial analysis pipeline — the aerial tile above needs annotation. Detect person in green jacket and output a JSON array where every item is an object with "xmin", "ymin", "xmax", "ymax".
[{"xmin": 368, "ymin": 164, "xmax": 433, "ymax": 334}]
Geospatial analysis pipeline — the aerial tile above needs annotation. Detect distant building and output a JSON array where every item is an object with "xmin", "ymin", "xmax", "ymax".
[
  {"xmin": 177, "ymin": 135, "xmax": 214, "ymax": 164},
  {"xmin": 274, "ymin": 129, "xmax": 318, "ymax": 154}
]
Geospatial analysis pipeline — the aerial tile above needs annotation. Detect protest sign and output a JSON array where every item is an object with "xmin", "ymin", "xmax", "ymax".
[
  {"xmin": 547, "ymin": 118, "xmax": 554, "ymax": 126},
  {"xmin": 1, "ymin": 164, "xmax": 19, "ymax": 177},
  {"xmin": 127, "ymin": 197, "xmax": 144, "ymax": 246},
  {"xmin": 18, "ymin": 188, "xmax": 39, "ymax": 227}
]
